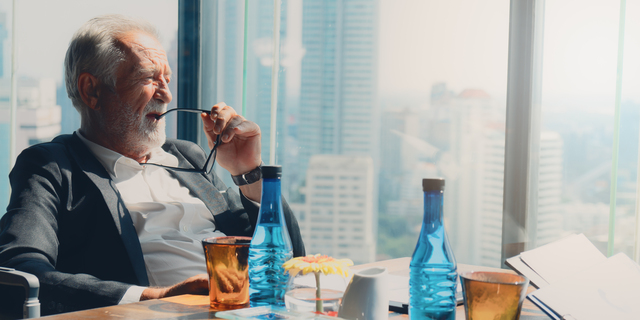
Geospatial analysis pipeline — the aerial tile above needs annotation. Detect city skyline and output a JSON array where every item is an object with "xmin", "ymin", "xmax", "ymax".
[
  {"xmin": 2, "ymin": 0, "xmax": 637, "ymax": 105},
  {"xmin": 1, "ymin": 1, "xmax": 639, "ymax": 264}
]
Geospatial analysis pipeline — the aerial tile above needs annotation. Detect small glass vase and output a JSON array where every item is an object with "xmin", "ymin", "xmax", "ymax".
[{"xmin": 284, "ymin": 287, "xmax": 344, "ymax": 316}]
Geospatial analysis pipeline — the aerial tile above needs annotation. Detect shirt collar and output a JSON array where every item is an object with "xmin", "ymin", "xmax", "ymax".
[{"xmin": 76, "ymin": 131, "xmax": 179, "ymax": 178}]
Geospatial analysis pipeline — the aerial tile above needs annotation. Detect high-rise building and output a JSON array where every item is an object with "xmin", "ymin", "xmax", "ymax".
[
  {"xmin": 419, "ymin": 85, "xmax": 508, "ymax": 266},
  {"xmin": 296, "ymin": 0, "xmax": 379, "ymax": 195},
  {"xmin": 57, "ymin": 77, "xmax": 80, "ymax": 135},
  {"xmin": 16, "ymin": 78, "xmax": 61, "ymax": 153},
  {"xmin": 0, "ymin": 12, "xmax": 8, "ymax": 214},
  {"xmin": 423, "ymin": 84, "xmax": 565, "ymax": 267},
  {"xmin": 478, "ymin": 129, "xmax": 506, "ymax": 266},
  {"xmin": 0, "ymin": 77, "xmax": 9, "ymax": 214},
  {"xmin": 535, "ymin": 131, "xmax": 564, "ymax": 246},
  {"xmin": 380, "ymin": 106, "xmax": 430, "ymax": 217},
  {"xmin": 292, "ymin": 154, "xmax": 376, "ymax": 264},
  {"xmin": 0, "ymin": 12, "xmax": 7, "ymax": 78}
]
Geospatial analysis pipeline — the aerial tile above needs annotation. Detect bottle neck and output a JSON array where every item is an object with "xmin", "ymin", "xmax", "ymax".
[
  {"xmin": 421, "ymin": 190, "xmax": 444, "ymax": 232},
  {"xmin": 258, "ymin": 177, "xmax": 283, "ymax": 224},
  {"xmin": 261, "ymin": 177, "xmax": 282, "ymax": 201}
]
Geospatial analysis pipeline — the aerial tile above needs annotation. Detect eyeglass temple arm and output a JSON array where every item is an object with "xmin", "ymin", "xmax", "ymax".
[{"xmin": 155, "ymin": 108, "xmax": 212, "ymax": 120}]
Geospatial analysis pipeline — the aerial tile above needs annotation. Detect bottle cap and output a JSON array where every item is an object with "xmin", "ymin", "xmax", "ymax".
[
  {"xmin": 422, "ymin": 178, "xmax": 445, "ymax": 191},
  {"xmin": 261, "ymin": 165, "xmax": 282, "ymax": 179}
]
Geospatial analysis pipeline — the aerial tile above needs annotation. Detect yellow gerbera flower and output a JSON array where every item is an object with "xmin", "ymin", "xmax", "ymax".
[
  {"xmin": 283, "ymin": 254, "xmax": 354, "ymax": 313},
  {"xmin": 283, "ymin": 254, "xmax": 354, "ymax": 278}
]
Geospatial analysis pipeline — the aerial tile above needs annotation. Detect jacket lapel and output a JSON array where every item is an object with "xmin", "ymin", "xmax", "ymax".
[{"xmin": 66, "ymin": 133, "xmax": 149, "ymax": 286}]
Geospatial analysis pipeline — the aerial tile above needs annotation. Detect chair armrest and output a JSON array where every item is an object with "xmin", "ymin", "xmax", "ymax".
[{"xmin": 0, "ymin": 266, "xmax": 40, "ymax": 318}]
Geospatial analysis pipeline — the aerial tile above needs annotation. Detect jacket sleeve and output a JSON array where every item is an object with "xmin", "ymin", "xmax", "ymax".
[{"xmin": 0, "ymin": 145, "xmax": 132, "ymax": 315}]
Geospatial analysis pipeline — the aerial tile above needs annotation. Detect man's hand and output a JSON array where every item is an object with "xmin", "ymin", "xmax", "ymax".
[
  {"xmin": 201, "ymin": 102, "xmax": 263, "ymax": 202},
  {"xmin": 200, "ymin": 102, "xmax": 262, "ymax": 176},
  {"xmin": 140, "ymin": 274, "xmax": 209, "ymax": 300}
]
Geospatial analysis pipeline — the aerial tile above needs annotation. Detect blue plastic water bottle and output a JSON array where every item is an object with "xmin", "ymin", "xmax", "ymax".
[
  {"xmin": 409, "ymin": 178, "xmax": 457, "ymax": 320},
  {"xmin": 249, "ymin": 165, "xmax": 293, "ymax": 307}
]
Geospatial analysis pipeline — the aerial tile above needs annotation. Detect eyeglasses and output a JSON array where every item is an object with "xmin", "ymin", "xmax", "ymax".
[{"xmin": 142, "ymin": 108, "xmax": 220, "ymax": 174}]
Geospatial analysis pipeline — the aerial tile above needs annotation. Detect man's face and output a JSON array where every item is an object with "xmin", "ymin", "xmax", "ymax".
[{"xmin": 98, "ymin": 31, "xmax": 173, "ymax": 157}]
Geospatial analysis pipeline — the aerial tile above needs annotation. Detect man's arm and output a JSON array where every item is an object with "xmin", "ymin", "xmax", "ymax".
[
  {"xmin": 0, "ymin": 145, "xmax": 132, "ymax": 314},
  {"xmin": 0, "ymin": 143, "xmax": 212, "ymax": 314},
  {"xmin": 198, "ymin": 102, "xmax": 306, "ymax": 256}
]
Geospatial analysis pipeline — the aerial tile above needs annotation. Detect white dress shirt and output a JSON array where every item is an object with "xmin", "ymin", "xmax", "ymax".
[{"xmin": 77, "ymin": 132, "xmax": 225, "ymax": 303}]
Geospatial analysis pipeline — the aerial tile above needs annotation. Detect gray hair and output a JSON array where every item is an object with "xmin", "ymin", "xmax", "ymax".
[{"xmin": 64, "ymin": 14, "xmax": 159, "ymax": 114}]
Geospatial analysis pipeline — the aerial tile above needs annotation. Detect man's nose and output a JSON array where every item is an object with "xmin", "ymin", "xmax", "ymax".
[{"xmin": 155, "ymin": 78, "xmax": 172, "ymax": 104}]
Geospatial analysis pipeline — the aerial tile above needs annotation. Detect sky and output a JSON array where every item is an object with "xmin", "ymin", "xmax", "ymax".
[
  {"xmin": 0, "ymin": 0, "xmax": 178, "ymax": 82},
  {"xmin": 0, "ymin": 0, "xmax": 638, "ymax": 109}
]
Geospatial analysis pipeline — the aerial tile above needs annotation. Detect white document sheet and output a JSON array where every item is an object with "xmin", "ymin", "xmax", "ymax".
[
  {"xmin": 505, "ymin": 254, "xmax": 550, "ymax": 289},
  {"xmin": 529, "ymin": 253, "xmax": 640, "ymax": 320},
  {"xmin": 519, "ymin": 233, "xmax": 606, "ymax": 285}
]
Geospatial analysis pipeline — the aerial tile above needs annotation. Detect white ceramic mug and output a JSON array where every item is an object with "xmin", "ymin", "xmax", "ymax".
[{"xmin": 338, "ymin": 266, "xmax": 389, "ymax": 320}]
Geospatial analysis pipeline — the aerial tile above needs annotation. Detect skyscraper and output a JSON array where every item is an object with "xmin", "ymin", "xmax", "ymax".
[
  {"xmin": 535, "ymin": 131, "xmax": 564, "ymax": 246},
  {"xmin": 57, "ymin": 76, "xmax": 80, "ymax": 135},
  {"xmin": 421, "ymin": 85, "xmax": 508, "ymax": 266},
  {"xmin": 0, "ymin": 78, "xmax": 9, "ymax": 214},
  {"xmin": 0, "ymin": 12, "xmax": 7, "ymax": 78},
  {"xmin": 0, "ymin": 12, "xmax": 9, "ymax": 214},
  {"xmin": 16, "ymin": 78, "xmax": 61, "ymax": 152},
  {"xmin": 296, "ymin": 0, "xmax": 379, "ymax": 196},
  {"xmin": 292, "ymin": 154, "xmax": 376, "ymax": 264}
]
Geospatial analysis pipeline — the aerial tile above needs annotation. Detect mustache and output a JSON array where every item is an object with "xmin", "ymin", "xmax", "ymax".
[{"xmin": 145, "ymin": 100, "xmax": 168, "ymax": 115}]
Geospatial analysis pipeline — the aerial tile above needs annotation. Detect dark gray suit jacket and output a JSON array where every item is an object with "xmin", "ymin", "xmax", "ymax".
[{"xmin": 0, "ymin": 133, "xmax": 304, "ymax": 315}]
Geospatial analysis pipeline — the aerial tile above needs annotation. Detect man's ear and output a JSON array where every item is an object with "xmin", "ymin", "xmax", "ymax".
[{"xmin": 78, "ymin": 73, "xmax": 101, "ymax": 110}]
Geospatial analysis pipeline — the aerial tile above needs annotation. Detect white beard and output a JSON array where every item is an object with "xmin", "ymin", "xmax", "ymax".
[{"xmin": 101, "ymin": 99, "xmax": 167, "ymax": 156}]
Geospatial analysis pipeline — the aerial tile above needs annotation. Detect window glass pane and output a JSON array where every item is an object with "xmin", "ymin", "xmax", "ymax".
[
  {"xmin": 298, "ymin": 0, "xmax": 510, "ymax": 266},
  {"xmin": 0, "ymin": 0, "xmax": 13, "ymax": 213},
  {"xmin": 208, "ymin": 0, "xmax": 509, "ymax": 266},
  {"xmin": 202, "ymin": 0, "xmax": 289, "ymax": 189},
  {"xmin": 538, "ymin": 0, "xmax": 640, "ymax": 255},
  {"xmin": 293, "ymin": 0, "xmax": 510, "ymax": 266},
  {"xmin": 0, "ymin": 1, "xmax": 179, "ymax": 217}
]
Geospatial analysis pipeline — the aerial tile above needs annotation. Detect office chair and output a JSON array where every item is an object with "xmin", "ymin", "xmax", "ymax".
[{"xmin": 0, "ymin": 267, "xmax": 40, "ymax": 319}]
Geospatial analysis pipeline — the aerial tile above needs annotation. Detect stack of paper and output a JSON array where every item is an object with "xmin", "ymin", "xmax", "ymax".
[
  {"xmin": 505, "ymin": 234, "xmax": 606, "ymax": 289},
  {"xmin": 506, "ymin": 234, "xmax": 640, "ymax": 320}
]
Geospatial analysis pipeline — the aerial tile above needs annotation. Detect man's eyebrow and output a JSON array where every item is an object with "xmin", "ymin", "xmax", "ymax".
[
  {"xmin": 133, "ymin": 65, "xmax": 172, "ymax": 78},
  {"xmin": 133, "ymin": 66, "xmax": 155, "ymax": 77}
]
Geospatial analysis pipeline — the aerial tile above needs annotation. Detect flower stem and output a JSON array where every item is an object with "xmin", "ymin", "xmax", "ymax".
[{"xmin": 314, "ymin": 272, "xmax": 323, "ymax": 313}]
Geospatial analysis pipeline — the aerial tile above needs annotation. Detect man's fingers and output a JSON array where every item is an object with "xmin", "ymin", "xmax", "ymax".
[
  {"xmin": 220, "ymin": 117, "xmax": 245, "ymax": 142},
  {"xmin": 209, "ymin": 101, "xmax": 227, "ymax": 117},
  {"xmin": 209, "ymin": 102, "xmax": 236, "ymax": 134}
]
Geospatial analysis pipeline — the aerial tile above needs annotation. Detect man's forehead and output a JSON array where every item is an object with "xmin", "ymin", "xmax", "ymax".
[
  {"xmin": 118, "ymin": 31, "xmax": 171, "ymax": 76},
  {"xmin": 122, "ymin": 32, "xmax": 166, "ymax": 57}
]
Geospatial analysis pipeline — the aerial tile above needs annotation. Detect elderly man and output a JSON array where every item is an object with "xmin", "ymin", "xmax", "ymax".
[{"xmin": 0, "ymin": 15, "xmax": 304, "ymax": 315}]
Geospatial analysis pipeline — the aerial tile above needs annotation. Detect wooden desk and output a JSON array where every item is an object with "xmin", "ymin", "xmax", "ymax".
[{"xmin": 39, "ymin": 258, "xmax": 551, "ymax": 320}]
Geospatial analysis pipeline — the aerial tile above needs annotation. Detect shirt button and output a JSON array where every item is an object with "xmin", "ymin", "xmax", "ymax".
[{"xmin": 183, "ymin": 226, "xmax": 188, "ymax": 232}]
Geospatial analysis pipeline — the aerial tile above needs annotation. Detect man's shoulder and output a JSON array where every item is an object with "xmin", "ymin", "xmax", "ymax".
[
  {"xmin": 21, "ymin": 134, "xmax": 78, "ymax": 155},
  {"xmin": 12, "ymin": 134, "xmax": 92, "ymax": 177}
]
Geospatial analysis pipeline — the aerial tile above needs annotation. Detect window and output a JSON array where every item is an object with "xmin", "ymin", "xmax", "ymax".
[
  {"xmin": 536, "ymin": 0, "xmax": 640, "ymax": 258},
  {"xmin": 198, "ymin": 0, "xmax": 510, "ymax": 265},
  {"xmin": 4, "ymin": 0, "xmax": 639, "ymax": 268}
]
